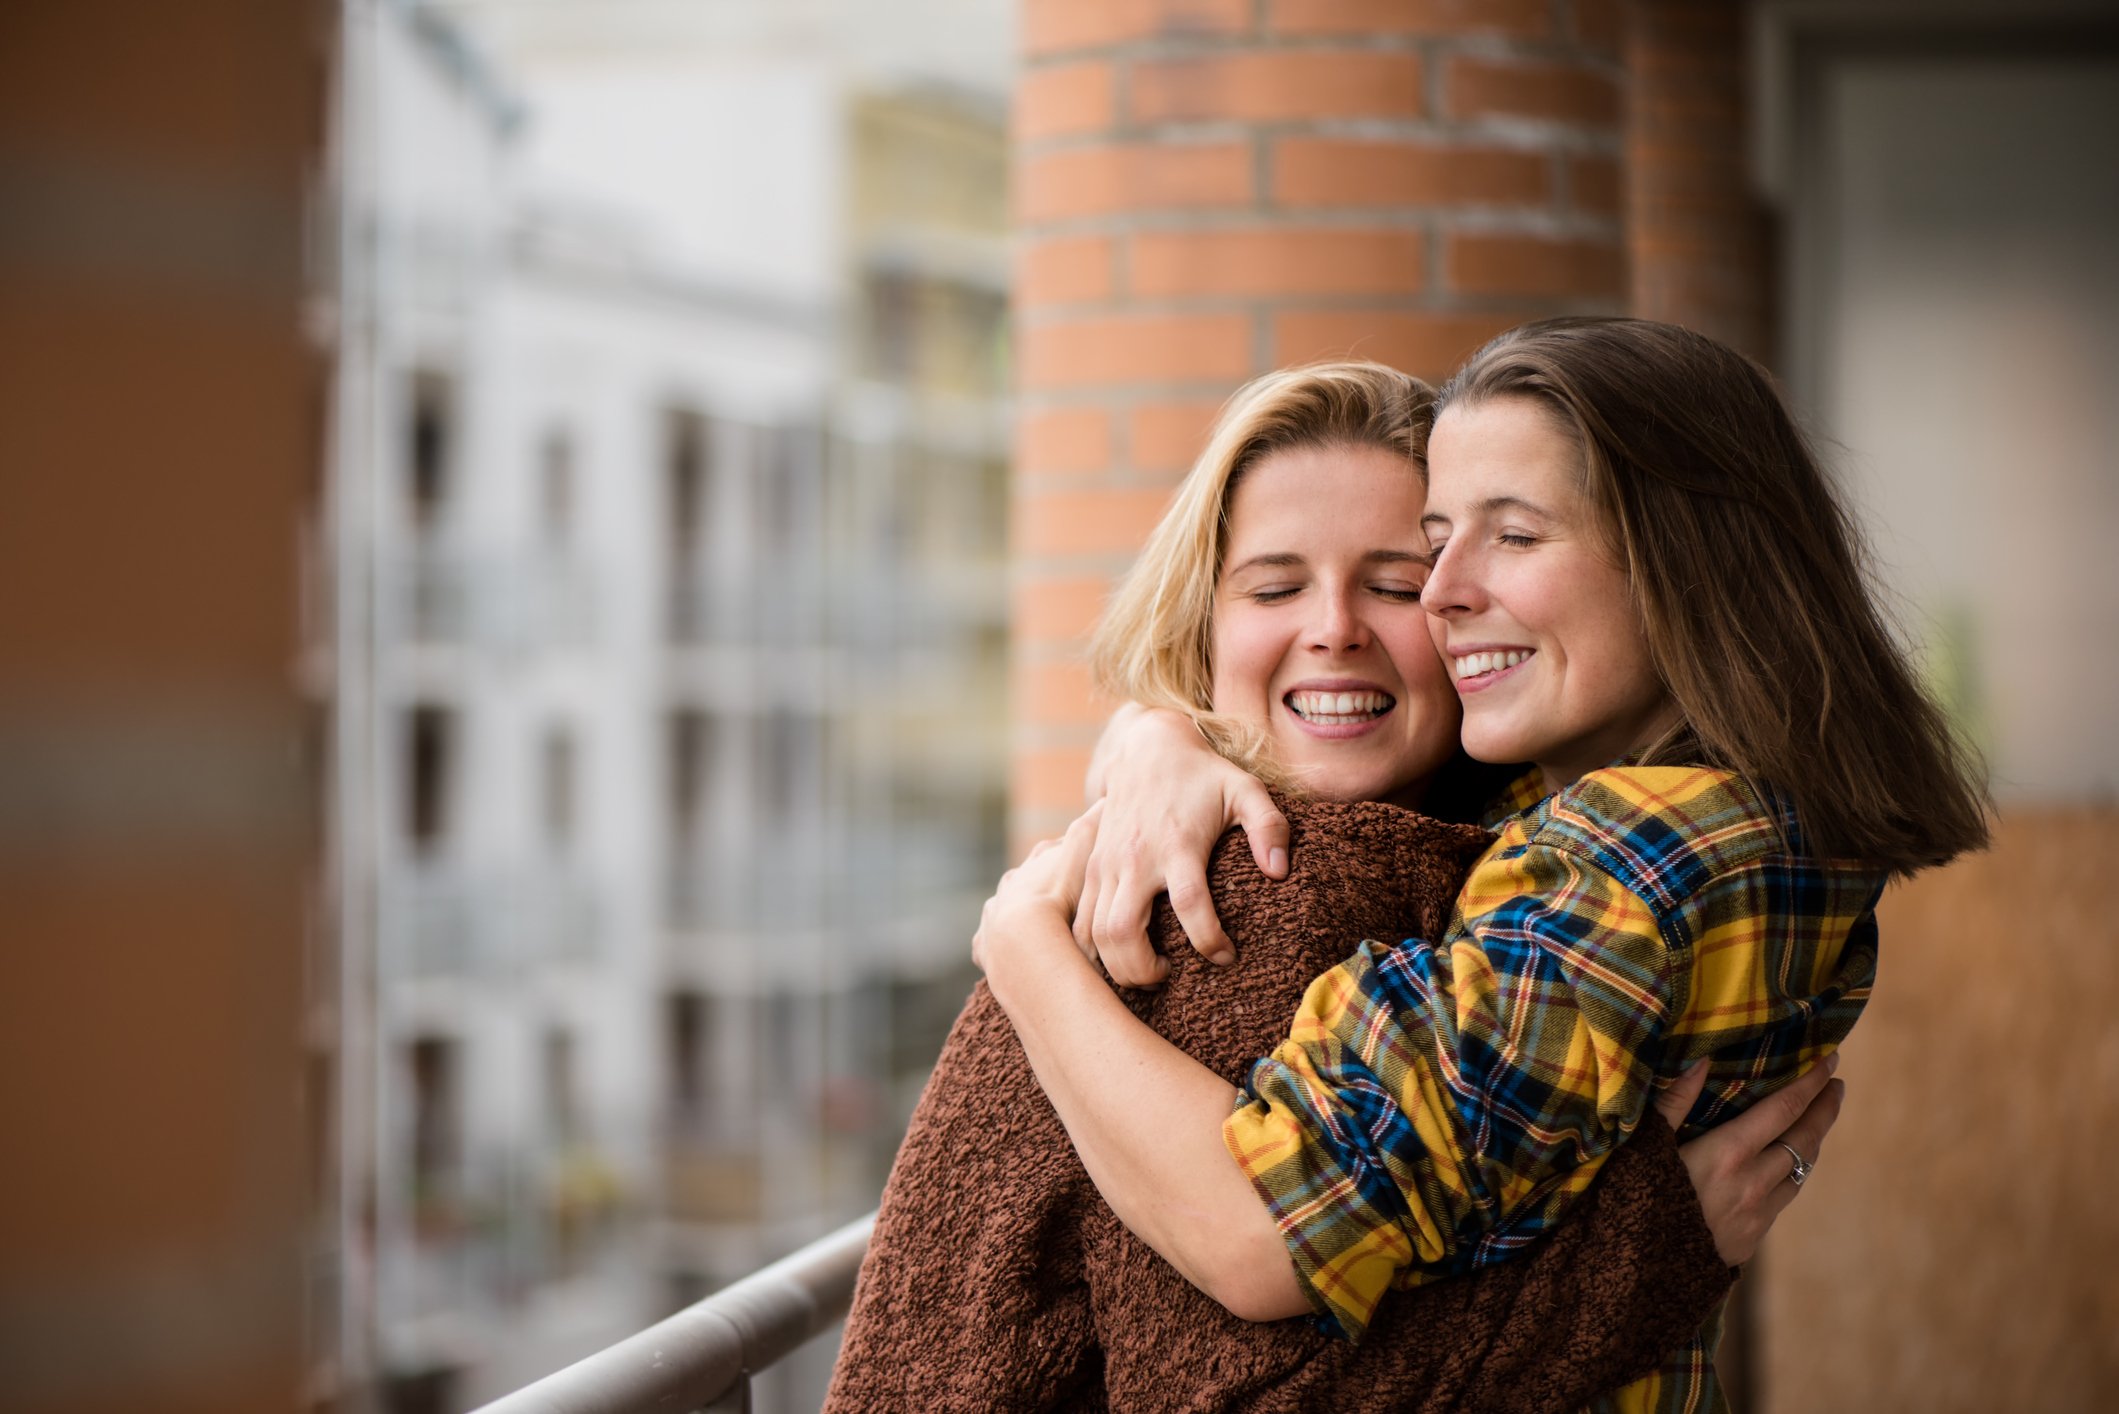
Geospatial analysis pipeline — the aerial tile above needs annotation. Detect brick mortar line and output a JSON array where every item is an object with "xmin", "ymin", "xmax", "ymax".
[
  {"xmin": 1019, "ymin": 295, "xmax": 1465, "ymax": 328},
  {"xmin": 1016, "ymin": 237, "xmax": 1622, "ymax": 313},
  {"xmin": 1250, "ymin": 126, "xmax": 1274, "ymax": 223},
  {"xmin": 1248, "ymin": 304, "xmax": 1275, "ymax": 377},
  {"xmin": 1019, "ymin": 32, "xmax": 1622, "ymax": 70},
  {"xmin": 1016, "ymin": 202, "xmax": 1622, "ymax": 242},
  {"xmin": 1011, "ymin": 300, "xmax": 1624, "ymax": 380},
  {"xmin": 1016, "ymin": 118, "xmax": 1626, "ymax": 159},
  {"xmin": 1016, "ymin": 209, "xmax": 1586, "ymax": 240}
]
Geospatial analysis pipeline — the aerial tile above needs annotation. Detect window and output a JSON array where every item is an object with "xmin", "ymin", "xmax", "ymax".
[
  {"xmin": 542, "ymin": 1027, "xmax": 578, "ymax": 1148},
  {"xmin": 408, "ymin": 1035, "xmax": 460, "ymax": 1197},
  {"xmin": 758, "ymin": 426, "xmax": 810, "ymax": 552},
  {"xmin": 540, "ymin": 429, "xmax": 574, "ymax": 546},
  {"xmin": 761, "ymin": 710, "xmax": 813, "ymax": 825},
  {"xmin": 541, "ymin": 724, "xmax": 576, "ymax": 851},
  {"xmin": 405, "ymin": 703, "xmax": 456, "ymax": 854},
  {"xmin": 408, "ymin": 370, "xmax": 455, "ymax": 529},
  {"xmin": 666, "ymin": 409, "xmax": 709, "ymax": 567},
  {"xmin": 668, "ymin": 708, "xmax": 714, "ymax": 844},
  {"xmin": 666, "ymin": 990, "xmax": 709, "ymax": 1132}
]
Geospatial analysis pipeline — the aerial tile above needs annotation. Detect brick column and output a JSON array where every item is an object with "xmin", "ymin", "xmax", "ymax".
[
  {"xmin": 1625, "ymin": 0, "xmax": 1773, "ymax": 362},
  {"xmin": 0, "ymin": 2, "xmax": 319, "ymax": 1409},
  {"xmin": 1010, "ymin": 0, "xmax": 1630, "ymax": 846}
]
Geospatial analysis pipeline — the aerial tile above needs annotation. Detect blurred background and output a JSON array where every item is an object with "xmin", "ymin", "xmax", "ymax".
[{"xmin": 1, "ymin": 2, "xmax": 2113, "ymax": 1412}]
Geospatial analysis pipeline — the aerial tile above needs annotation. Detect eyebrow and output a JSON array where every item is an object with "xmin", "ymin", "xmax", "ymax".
[
  {"xmin": 1419, "ymin": 494, "xmax": 1553, "ymax": 531},
  {"xmin": 1225, "ymin": 552, "xmax": 1305, "ymax": 576},
  {"xmin": 1225, "ymin": 549, "xmax": 1428, "ymax": 575}
]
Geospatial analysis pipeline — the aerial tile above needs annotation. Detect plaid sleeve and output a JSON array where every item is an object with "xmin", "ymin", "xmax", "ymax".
[{"xmin": 1221, "ymin": 838, "xmax": 1684, "ymax": 1342}]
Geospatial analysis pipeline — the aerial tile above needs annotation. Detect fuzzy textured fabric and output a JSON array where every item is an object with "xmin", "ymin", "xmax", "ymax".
[{"xmin": 825, "ymin": 800, "xmax": 1735, "ymax": 1413}]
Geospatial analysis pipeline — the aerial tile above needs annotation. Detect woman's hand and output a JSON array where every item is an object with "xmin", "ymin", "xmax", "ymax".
[
  {"xmin": 973, "ymin": 803, "xmax": 1101, "ymax": 980},
  {"xmin": 1656, "ymin": 1053, "xmax": 1845, "ymax": 1266},
  {"xmin": 1079, "ymin": 706, "xmax": 1289, "ymax": 986}
]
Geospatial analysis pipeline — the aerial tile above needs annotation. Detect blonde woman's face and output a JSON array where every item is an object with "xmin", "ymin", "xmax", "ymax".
[{"xmin": 1209, "ymin": 443, "xmax": 1462, "ymax": 807}]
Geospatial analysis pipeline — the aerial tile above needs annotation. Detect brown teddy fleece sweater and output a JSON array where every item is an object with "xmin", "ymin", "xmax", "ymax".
[{"xmin": 826, "ymin": 800, "xmax": 1734, "ymax": 1413}]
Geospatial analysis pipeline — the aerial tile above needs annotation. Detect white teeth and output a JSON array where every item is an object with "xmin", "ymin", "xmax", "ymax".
[
  {"xmin": 1287, "ymin": 690, "xmax": 1393, "ymax": 723},
  {"xmin": 1454, "ymin": 650, "xmax": 1530, "ymax": 680}
]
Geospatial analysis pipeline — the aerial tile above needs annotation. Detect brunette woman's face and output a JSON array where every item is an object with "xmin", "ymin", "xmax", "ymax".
[
  {"xmin": 1420, "ymin": 397, "xmax": 1678, "ymax": 793},
  {"xmin": 1209, "ymin": 443, "xmax": 1461, "ymax": 806}
]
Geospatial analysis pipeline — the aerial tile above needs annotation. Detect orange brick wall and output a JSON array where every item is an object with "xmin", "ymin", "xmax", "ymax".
[{"xmin": 1010, "ymin": 0, "xmax": 1630, "ymax": 845}]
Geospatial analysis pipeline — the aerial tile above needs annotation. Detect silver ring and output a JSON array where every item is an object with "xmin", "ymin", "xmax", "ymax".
[{"xmin": 1777, "ymin": 1141, "xmax": 1812, "ymax": 1188}]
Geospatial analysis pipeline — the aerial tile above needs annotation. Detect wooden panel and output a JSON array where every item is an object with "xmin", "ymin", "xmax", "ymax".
[{"xmin": 1758, "ymin": 809, "xmax": 2119, "ymax": 1412}]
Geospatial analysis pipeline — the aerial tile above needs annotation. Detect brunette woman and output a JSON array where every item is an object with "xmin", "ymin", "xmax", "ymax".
[{"xmin": 976, "ymin": 321, "xmax": 1988, "ymax": 1412}]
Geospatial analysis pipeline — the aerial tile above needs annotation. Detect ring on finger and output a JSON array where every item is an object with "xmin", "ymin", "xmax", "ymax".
[{"xmin": 1776, "ymin": 1141, "xmax": 1813, "ymax": 1188}]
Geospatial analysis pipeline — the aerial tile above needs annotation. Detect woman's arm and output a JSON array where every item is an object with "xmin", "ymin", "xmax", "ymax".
[
  {"xmin": 1078, "ymin": 706, "xmax": 1289, "ymax": 984},
  {"xmin": 976, "ymin": 814, "xmax": 1310, "ymax": 1320},
  {"xmin": 978, "ymin": 806, "xmax": 1848, "ymax": 1334}
]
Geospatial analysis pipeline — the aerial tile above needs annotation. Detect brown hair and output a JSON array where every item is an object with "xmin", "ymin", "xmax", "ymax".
[
  {"xmin": 1089, "ymin": 362, "xmax": 1433, "ymax": 792},
  {"xmin": 1436, "ymin": 317, "xmax": 1989, "ymax": 874}
]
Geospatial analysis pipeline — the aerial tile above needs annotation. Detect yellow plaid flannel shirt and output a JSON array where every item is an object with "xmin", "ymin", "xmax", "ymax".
[{"xmin": 1223, "ymin": 765, "xmax": 1881, "ymax": 1413}]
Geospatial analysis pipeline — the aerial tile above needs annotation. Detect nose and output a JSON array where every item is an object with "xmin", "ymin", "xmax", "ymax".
[
  {"xmin": 1421, "ymin": 541, "xmax": 1479, "ymax": 617},
  {"xmin": 1307, "ymin": 583, "xmax": 1372, "ymax": 655}
]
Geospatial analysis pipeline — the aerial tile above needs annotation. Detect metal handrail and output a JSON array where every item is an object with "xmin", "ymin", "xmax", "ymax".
[{"xmin": 472, "ymin": 1212, "xmax": 875, "ymax": 1414}]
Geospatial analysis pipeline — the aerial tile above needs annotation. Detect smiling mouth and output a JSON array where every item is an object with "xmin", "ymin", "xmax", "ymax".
[
  {"xmin": 1285, "ymin": 689, "xmax": 1396, "ymax": 725},
  {"xmin": 1452, "ymin": 649, "xmax": 1533, "ymax": 683}
]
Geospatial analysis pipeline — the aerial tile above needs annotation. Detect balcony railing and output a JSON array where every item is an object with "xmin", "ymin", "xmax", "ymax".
[{"xmin": 471, "ymin": 1212, "xmax": 874, "ymax": 1414}]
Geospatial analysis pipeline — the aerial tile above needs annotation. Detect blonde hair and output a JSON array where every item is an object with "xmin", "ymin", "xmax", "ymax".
[{"xmin": 1088, "ymin": 361, "xmax": 1435, "ymax": 789}]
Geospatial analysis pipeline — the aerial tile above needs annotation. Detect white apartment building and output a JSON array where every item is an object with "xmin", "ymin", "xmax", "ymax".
[{"xmin": 327, "ymin": 3, "xmax": 1011, "ymax": 1410}]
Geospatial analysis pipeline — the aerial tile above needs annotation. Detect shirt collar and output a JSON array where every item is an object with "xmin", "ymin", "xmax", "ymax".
[
  {"xmin": 1478, "ymin": 752, "xmax": 1661, "ymax": 831},
  {"xmin": 1479, "ymin": 768, "xmax": 1551, "ymax": 831}
]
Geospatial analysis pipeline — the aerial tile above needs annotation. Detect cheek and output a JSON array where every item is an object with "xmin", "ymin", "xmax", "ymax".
[
  {"xmin": 1209, "ymin": 611, "xmax": 1281, "ymax": 709},
  {"xmin": 1390, "ymin": 627, "xmax": 1462, "ymax": 728},
  {"xmin": 1561, "ymin": 574, "xmax": 1652, "ymax": 686}
]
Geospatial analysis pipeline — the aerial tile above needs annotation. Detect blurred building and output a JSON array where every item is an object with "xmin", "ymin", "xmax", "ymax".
[{"xmin": 324, "ymin": 2, "xmax": 1010, "ymax": 1410}]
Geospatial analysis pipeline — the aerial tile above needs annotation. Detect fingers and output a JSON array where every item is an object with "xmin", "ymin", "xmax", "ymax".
[
  {"xmin": 1164, "ymin": 858, "xmax": 1235, "ymax": 966},
  {"xmin": 1749, "ymin": 1077, "xmax": 1846, "ymax": 1232},
  {"xmin": 1089, "ymin": 846, "xmax": 1166, "ymax": 987},
  {"xmin": 1720, "ymin": 1052, "xmax": 1839, "ymax": 1155},
  {"xmin": 1731, "ymin": 1056, "xmax": 1843, "ymax": 1237},
  {"xmin": 1232, "ymin": 782, "xmax": 1291, "ymax": 880},
  {"xmin": 1072, "ymin": 852, "xmax": 1104, "ymax": 961},
  {"xmin": 1650, "ymin": 1060, "xmax": 1708, "ymax": 1133},
  {"xmin": 1775, "ymin": 1076, "xmax": 1845, "ymax": 1173},
  {"xmin": 1095, "ymin": 928, "xmax": 1169, "ymax": 990},
  {"xmin": 1089, "ymin": 858, "xmax": 1161, "ymax": 980}
]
